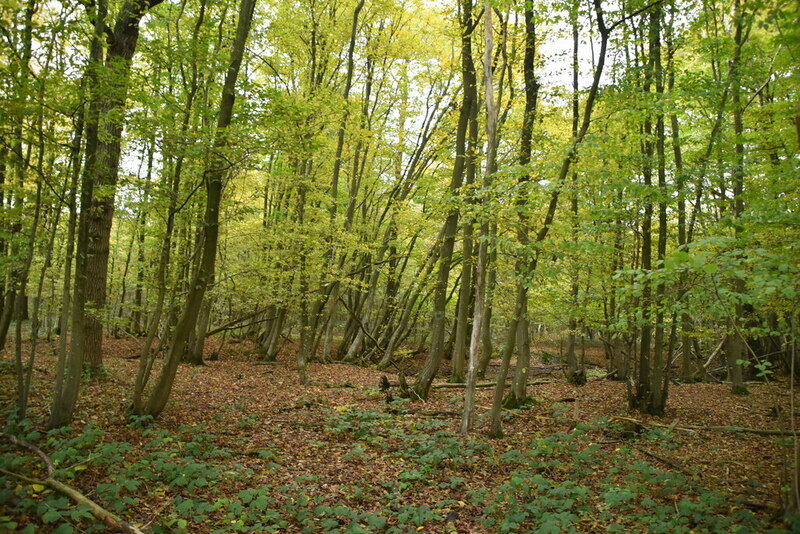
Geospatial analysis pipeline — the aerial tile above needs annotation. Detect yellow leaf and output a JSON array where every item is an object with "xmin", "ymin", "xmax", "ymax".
[{"xmin": 30, "ymin": 484, "xmax": 45, "ymax": 492}]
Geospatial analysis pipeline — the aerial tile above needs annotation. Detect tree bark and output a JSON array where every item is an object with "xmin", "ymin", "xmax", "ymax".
[
  {"xmin": 83, "ymin": 0, "xmax": 166, "ymax": 376},
  {"xmin": 650, "ymin": 4, "xmax": 668, "ymax": 415},
  {"xmin": 566, "ymin": 1, "xmax": 581, "ymax": 383},
  {"xmin": 726, "ymin": 0, "xmax": 748, "ymax": 395},
  {"xmin": 50, "ymin": 0, "xmax": 109, "ymax": 429}
]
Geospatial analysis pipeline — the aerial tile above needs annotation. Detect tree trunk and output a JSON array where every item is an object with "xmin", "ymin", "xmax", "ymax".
[
  {"xmin": 130, "ymin": 0, "xmax": 209, "ymax": 413},
  {"xmin": 632, "ymin": 7, "xmax": 657, "ymax": 411},
  {"xmin": 566, "ymin": 2, "xmax": 581, "ymax": 384},
  {"xmin": 462, "ymin": 3, "xmax": 496, "ymax": 434},
  {"xmin": 726, "ymin": 0, "xmax": 748, "ymax": 395},
  {"xmin": 140, "ymin": 0, "xmax": 256, "ymax": 416},
  {"xmin": 495, "ymin": 0, "xmax": 612, "ymax": 432},
  {"xmin": 187, "ymin": 297, "xmax": 212, "ymax": 365},
  {"xmin": 83, "ymin": 0, "xmax": 166, "ymax": 376},
  {"xmin": 650, "ymin": 4, "xmax": 668, "ymax": 415},
  {"xmin": 498, "ymin": 3, "xmax": 539, "ymax": 409},
  {"xmin": 50, "ymin": 0, "xmax": 109, "ymax": 429},
  {"xmin": 410, "ymin": 0, "xmax": 476, "ymax": 400},
  {"xmin": 51, "ymin": 83, "xmax": 85, "ymax": 425}
]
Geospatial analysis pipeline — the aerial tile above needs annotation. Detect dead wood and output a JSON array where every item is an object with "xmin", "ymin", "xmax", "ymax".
[
  {"xmin": 633, "ymin": 446, "xmax": 697, "ymax": 477},
  {"xmin": 385, "ymin": 379, "xmax": 552, "ymax": 390},
  {"xmin": 610, "ymin": 416, "xmax": 798, "ymax": 437},
  {"xmin": 1, "ymin": 435, "xmax": 144, "ymax": 533}
]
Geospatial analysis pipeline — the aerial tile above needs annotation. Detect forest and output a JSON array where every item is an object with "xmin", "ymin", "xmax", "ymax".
[{"xmin": 0, "ymin": 0, "xmax": 798, "ymax": 530}]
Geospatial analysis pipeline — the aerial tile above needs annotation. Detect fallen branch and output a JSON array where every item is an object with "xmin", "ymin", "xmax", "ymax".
[
  {"xmin": 740, "ymin": 499, "xmax": 781, "ymax": 512},
  {"xmin": 703, "ymin": 339, "xmax": 725, "ymax": 369},
  {"xmin": 414, "ymin": 410, "xmax": 461, "ymax": 418},
  {"xmin": 687, "ymin": 425, "xmax": 797, "ymax": 437},
  {"xmin": 610, "ymin": 416, "xmax": 797, "ymax": 437},
  {"xmin": 2, "ymin": 433, "xmax": 55, "ymax": 475},
  {"xmin": 385, "ymin": 379, "xmax": 553, "ymax": 390},
  {"xmin": 436, "ymin": 379, "xmax": 552, "ymax": 389},
  {"xmin": 433, "ymin": 381, "xmax": 506, "ymax": 389},
  {"xmin": 633, "ymin": 446, "xmax": 697, "ymax": 477},
  {"xmin": 1, "ymin": 435, "xmax": 144, "ymax": 533}
]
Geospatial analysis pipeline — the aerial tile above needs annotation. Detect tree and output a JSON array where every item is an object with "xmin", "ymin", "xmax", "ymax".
[
  {"xmin": 49, "ymin": 0, "xmax": 166, "ymax": 428},
  {"xmin": 136, "ymin": 0, "xmax": 257, "ymax": 417},
  {"xmin": 411, "ymin": 0, "xmax": 478, "ymax": 400}
]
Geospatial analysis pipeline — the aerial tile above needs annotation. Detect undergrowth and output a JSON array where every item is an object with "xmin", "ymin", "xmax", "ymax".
[{"xmin": 0, "ymin": 407, "xmax": 791, "ymax": 533}]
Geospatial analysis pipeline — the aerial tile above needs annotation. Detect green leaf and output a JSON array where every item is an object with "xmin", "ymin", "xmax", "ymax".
[{"xmin": 41, "ymin": 509, "xmax": 62, "ymax": 523}]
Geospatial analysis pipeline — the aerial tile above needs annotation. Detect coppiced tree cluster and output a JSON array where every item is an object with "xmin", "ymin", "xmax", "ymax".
[{"xmin": 0, "ymin": 0, "xmax": 797, "ymax": 452}]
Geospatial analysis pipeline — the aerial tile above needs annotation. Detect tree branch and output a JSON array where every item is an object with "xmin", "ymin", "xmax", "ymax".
[{"xmin": 1, "ymin": 436, "xmax": 145, "ymax": 533}]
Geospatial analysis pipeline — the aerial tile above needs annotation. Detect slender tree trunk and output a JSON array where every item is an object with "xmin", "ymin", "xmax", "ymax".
[
  {"xmin": 493, "ymin": 0, "xmax": 612, "ymax": 433},
  {"xmin": 264, "ymin": 306, "xmax": 286, "ymax": 361},
  {"xmin": 411, "ymin": 0, "xmax": 476, "ymax": 400},
  {"xmin": 52, "ymin": 86, "xmax": 85, "ymax": 423},
  {"xmin": 512, "ymin": 308, "xmax": 531, "ymax": 402},
  {"xmin": 633, "ymin": 8, "xmax": 657, "ymax": 410},
  {"xmin": 0, "ymin": 145, "xmax": 6, "ymax": 325},
  {"xmin": 608, "ymin": 187, "xmax": 627, "ymax": 379},
  {"xmin": 0, "ymin": 0, "xmax": 35, "ymax": 352},
  {"xmin": 451, "ymin": 223, "xmax": 474, "ymax": 383},
  {"xmin": 187, "ymin": 297, "xmax": 212, "ymax": 365},
  {"xmin": 131, "ymin": 0, "xmax": 209, "ymax": 412},
  {"xmin": 379, "ymin": 237, "xmax": 439, "ymax": 368},
  {"xmin": 451, "ymin": 72, "xmax": 480, "ymax": 383},
  {"xmin": 566, "ymin": 2, "xmax": 581, "ymax": 383},
  {"xmin": 130, "ymin": 136, "xmax": 155, "ymax": 335},
  {"xmin": 477, "ymin": 258, "xmax": 495, "ymax": 378},
  {"xmin": 140, "ymin": 0, "xmax": 256, "ymax": 416},
  {"xmin": 14, "ymin": 180, "xmax": 42, "ymax": 421},
  {"xmin": 667, "ymin": 7, "xmax": 692, "ymax": 382},
  {"xmin": 462, "ymin": 3, "xmax": 496, "ymax": 434},
  {"xmin": 330, "ymin": 0, "xmax": 366, "ymax": 216}
]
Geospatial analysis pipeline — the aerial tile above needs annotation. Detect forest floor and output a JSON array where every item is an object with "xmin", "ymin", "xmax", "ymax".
[{"xmin": 0, "ymin": 336, "xmax": 796, "ymax": 533}]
